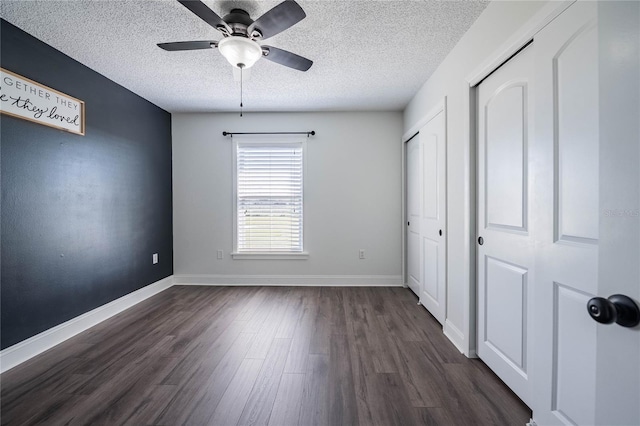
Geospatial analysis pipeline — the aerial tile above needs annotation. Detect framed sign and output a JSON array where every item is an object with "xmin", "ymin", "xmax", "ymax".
[{"xmin": 0, "ymin": 67, "xmax": 85, "ymax": 136}]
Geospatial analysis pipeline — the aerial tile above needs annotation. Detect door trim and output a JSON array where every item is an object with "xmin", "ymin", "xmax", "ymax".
[
  {"xmin": 466, "ymin": 1, "xmax": 575, "ymax": 86},
  {"xmin": 402, "ymin": 98, "xmax": 448, "ymax": 144}
]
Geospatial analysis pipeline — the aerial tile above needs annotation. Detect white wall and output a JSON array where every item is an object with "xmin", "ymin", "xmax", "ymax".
[
  {"xmin": 403, "ymin": 1, "xmax": 551, "ymax": 353},
  {"xmin": 172, "ymin": 111, "xmax": 403, "ymax": 285}
]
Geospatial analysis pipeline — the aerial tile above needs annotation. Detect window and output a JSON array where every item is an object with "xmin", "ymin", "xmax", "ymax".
[{"xmin": 232, "ymin": 137, "xmax": 307, "ymax": 259}]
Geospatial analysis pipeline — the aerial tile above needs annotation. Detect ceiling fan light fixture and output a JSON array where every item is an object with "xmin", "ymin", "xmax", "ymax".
[{"xmin": 218, "ymin": 36, "xmax": 262, "ymax": 69}]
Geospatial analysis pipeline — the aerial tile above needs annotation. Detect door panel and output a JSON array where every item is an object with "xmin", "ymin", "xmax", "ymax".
[
  {"xmin": 423, "ymin": 238, "xmax": 439, "ymax": 301},
  {"xmin": 423, "ymin": 135, "xmax": 439, "ymax": 220},
  {"xmin": 552, "ymin": 283, "xmax": 596, "ymax": 425},
  {"xmin": 555, "ymin": 23, "xmax": 599, "ymax": 243},
  {"xmin": 477, "ymin": 44, "xmax": 534, "ymax": 406},
  {"xmin": 485, "ymin": 257, "xmax": 527, "ymax": 372},
  {"xmin": 485, "ymin": 84, "xmax": 527, "ymax": 231},
  {"xmin": 407, "ymin": 231, "xmax": 420, "ymax": 293}
]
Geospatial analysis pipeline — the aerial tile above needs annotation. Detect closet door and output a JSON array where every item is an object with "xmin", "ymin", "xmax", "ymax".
[
  {"xmin": 476, "ymin": 44, "xmax": 534, "ymax": 406},
  {"xmin": 418, "ymin": 110, "xmax": 447, "ymax": 325},
  {"xmin": 531, "ymin": 2, "xmax": 639, "ymax": 424},
  {"xmin": 406, "ymin": 136, "xmax": 422, "ymax": 296},
  {"xmin": 531, "ymin": 3, "xmax": 598, "ymax": 423}
]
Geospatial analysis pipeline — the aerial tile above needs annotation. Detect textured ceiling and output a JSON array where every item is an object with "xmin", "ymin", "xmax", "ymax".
[{"xmin": 0, "ymin": 0, "xmax": 489, "ymax": 113}]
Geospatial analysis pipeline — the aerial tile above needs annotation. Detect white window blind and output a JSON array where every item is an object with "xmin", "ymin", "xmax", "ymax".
[{"xmin": 236, "ymin": 142, "xmax": 303, "ymax": 253}]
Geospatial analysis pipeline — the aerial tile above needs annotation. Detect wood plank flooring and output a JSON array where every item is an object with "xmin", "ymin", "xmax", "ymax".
[{"xmin": 1, "ymin": 286, "xmax": 531, "ymax": 425}]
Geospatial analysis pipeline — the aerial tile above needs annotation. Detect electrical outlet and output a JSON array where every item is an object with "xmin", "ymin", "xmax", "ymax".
[
  {"xmin": 359, "ymin": 249, "xmax": 365, "ymax": 259},
  {"xmin": 152, "ymin": 253, "xmax": 158, "ymax": 264},
  {"xmin": 217, "ymin": 250, "xmax": 224, "ymax": 259}
]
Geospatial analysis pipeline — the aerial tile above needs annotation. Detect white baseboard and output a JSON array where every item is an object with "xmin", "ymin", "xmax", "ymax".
[
  {"xmin": 0, "ymin": 276, "xmax": 174, "ymax": 373},
  {"xmin": 443, "ymin": 319, "xmax": 466, "ymax": 355},
  {"xmin": 173, "ymin": 274, "xmax": 404, "ymax": 287},
  {"xmin": 0, "ymin": 273, "xmax": 403, "ymax": 373}
]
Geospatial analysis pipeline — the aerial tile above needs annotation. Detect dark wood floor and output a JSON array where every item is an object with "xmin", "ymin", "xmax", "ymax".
[{"xmin": 1, "ymin": 286, "xmax": 530, "ymax": 425}]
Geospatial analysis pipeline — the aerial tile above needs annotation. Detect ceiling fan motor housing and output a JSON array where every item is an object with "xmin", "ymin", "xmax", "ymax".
[{"xmin": 222, "ymin": 9, "xmax": 254, "ymax": 37}]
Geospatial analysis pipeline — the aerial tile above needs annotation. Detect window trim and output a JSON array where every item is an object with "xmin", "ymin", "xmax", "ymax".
[{"xmin": 231, "ymin": 135, "xmax": 308, "ymax": 260}]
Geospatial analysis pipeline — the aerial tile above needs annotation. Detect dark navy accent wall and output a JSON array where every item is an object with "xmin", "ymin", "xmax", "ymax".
[{"xmin": 1, "ymin": 20, "xmax": 173, "ymax": 349}]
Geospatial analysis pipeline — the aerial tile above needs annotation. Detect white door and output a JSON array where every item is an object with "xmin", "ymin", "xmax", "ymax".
[
  {"xmin": 532, "ymin": 2, "xmax": 640, "ymax": 424},
  {"xmin": 419, "ymin": 111, "xmax": 447, "ymax": 324},
  {"xmin": 406, "ymin": 136, "xmax": 422, "ymax": 296},
  {"xmin": 595, "ymin": 2, "xmax": 640, "ymax": 422},
  {"xmin": 594, "ymin": 2, "xmax": 639, "ymax": 423},
  {"xmin": 477, "ymin": 44, "xmax": 534, "ymax": 406}
]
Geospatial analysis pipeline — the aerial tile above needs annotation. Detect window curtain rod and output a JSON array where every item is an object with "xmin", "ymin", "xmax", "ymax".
[{"xmin": 222, "ymin": 131, "xmax": 315, "ymax": 137}]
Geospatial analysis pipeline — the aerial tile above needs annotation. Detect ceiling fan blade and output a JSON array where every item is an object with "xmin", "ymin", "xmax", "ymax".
[
  {"xmin": 157, "ymin": 41, "xmax": 217, "ymax": 51},
  {"xmin": 177, "ymin": 0, "xmax": 231, "ymax": 33},
  {"xmin": 248, "ymin": 1, "xmax": 306, "ymax": 40},
  {"xmin": 261, "ymin": 46, "xmax": 313, "ymax": 71}
]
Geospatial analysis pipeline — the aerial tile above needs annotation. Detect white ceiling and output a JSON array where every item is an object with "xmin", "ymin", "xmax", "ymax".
[{"xmin": 0, "ymin": 0, "xmax": 489, "ymax": 113}]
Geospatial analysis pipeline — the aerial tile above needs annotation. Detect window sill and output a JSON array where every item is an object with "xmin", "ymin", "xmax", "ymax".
[{"xmin": 231, "ymin": 252, "xmax": 309, "ymax": 260}]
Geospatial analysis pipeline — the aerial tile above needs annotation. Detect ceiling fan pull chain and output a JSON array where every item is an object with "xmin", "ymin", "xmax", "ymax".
[{"xmin": 240, "ymin": 65, "xmax": 244, "ymax": 117}]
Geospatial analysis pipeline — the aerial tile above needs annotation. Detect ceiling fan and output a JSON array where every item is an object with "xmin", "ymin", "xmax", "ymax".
[{"xmin": 158, "ymin": 0, "xmax": 313, "ymax": 72}]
